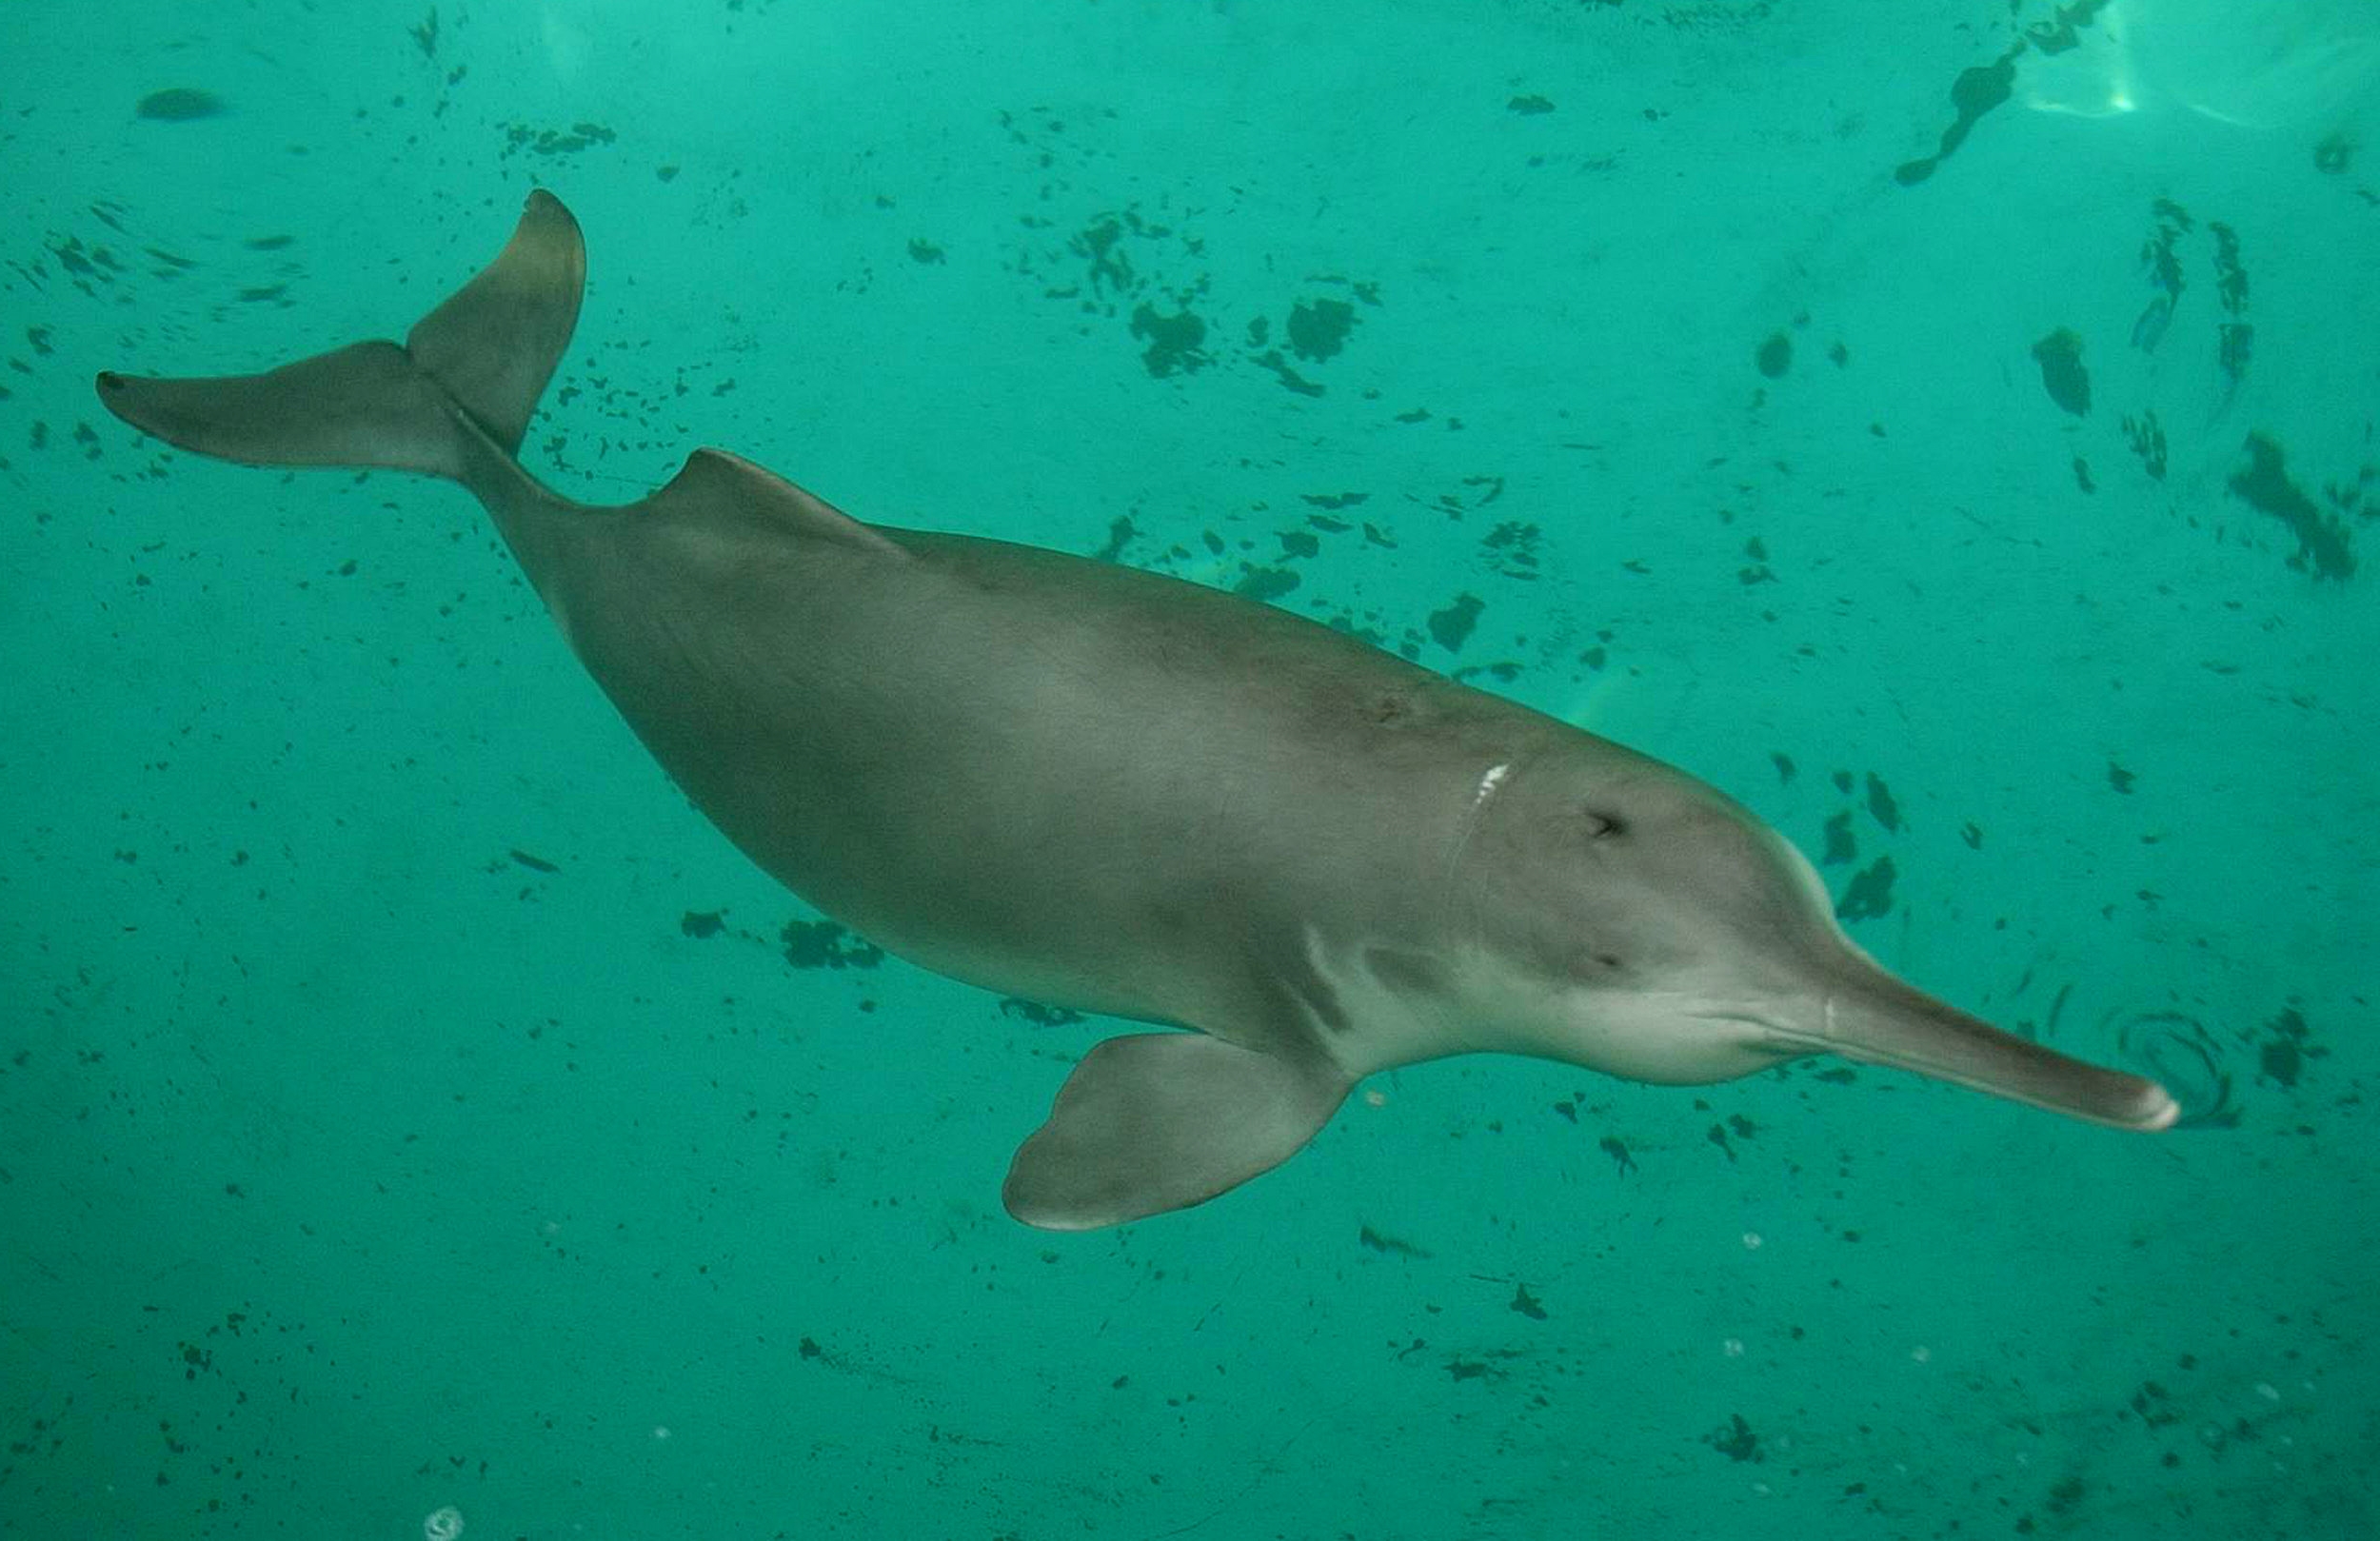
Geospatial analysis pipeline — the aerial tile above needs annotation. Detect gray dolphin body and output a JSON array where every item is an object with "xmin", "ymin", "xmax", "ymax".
[{"xmin": 96, "ymin": 191, "xmax": 2177, "ymax": 1229}]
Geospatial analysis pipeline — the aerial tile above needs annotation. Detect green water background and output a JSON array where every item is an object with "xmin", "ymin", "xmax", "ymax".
[{"xmin": 5, "ymin": 2, "xmax": 2375, "ymax": 1535}]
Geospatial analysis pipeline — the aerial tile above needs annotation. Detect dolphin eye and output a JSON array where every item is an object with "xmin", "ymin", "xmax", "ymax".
[{"xmin": 1581, "ymin": 808, "xmax": 1626, "ymax": 840}]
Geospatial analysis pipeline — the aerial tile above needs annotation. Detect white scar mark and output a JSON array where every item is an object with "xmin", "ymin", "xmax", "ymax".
[{"xmin": 1436, "ymin": 761, "xmax": 1512, "ymax": 931}]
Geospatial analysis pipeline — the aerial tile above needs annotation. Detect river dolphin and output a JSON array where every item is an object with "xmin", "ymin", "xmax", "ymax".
[{"xmin": 95, "ymin": 191, "xmax": 2178, "ymax": 1229}]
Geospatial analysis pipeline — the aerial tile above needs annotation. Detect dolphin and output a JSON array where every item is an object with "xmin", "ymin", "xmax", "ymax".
[{"xmin": 94, "ymin": 190, "xmax": 2179, "ymax": 1229}]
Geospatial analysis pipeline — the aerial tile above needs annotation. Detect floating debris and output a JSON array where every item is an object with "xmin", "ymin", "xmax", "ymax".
[{"xmin": 136, "ymin": 88, "xmax": 227, "ymax": 121}]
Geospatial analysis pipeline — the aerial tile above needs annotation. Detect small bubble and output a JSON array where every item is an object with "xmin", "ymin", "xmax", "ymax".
[
  {"xmin": 423, "ymin": 1507, "xmax": 464, "ymax": 1541},
  {"xmin": 1722, "ymin": 1337, "xmax": 1746, "ymax": 1357},
  {"xmin": 1741, "ymin": 1232, "xmax": 1763, "ymax": 1250},
  {"xmin": 1362, "ymin": 1089, "xmax": 1387, "ymax": 1108},
  {"xmin": 1911, "ymin": 1345, "xmax": 1932, "ymax": 1364},
  {"xmin": 2256, "ymin": 1383, "xmax": 2279, "ymax": 1402},
  {"xmin": 652, "ymin": 1425, "xmax": 672, "ymax": 1441}
]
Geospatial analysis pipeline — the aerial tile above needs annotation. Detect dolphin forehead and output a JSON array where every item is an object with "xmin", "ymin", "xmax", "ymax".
[{"xmin": 1452, "ymin": 741, "xmax": 1846, "ymax": 989}]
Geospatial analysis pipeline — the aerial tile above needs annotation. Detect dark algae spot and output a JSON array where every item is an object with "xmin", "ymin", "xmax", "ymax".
[
  {"xmin": 1482, "ymin": 522, "xmax": 1540, "ymax": 580},
  {"xmin": 2256, "ymin": 1007, "xmax": 2320, "ymax": 1088},
  {"xmin": 500, "ymin": 121, "xmax": 617, "ymax": 158},
  {"xmin": 2124, "ymin": 411, "xmax": 2168, "ymax": 480},
  {"xmin": 2133, "ymin": 197, "xmax": 2192, "ymax": 349},
  {"xmin": 1509, "ymin": 1284, "xmax": 1547, "ymax": 1320},
  {"xmin": 1894, "ymin": 2, "xmax": 2112, "ymax": 185},
  {"xmin": 2022, "ymin": 0, "xmax": 2114, "ymax": 54},
  {"xmin": 1754, "ymin": 331, "xmax": 1792, "ymax": 378},
  {"xmin": 1250, "ymin": 349, "xmax": 1323, "ymax": 397},
  {"xmin": 1130, "ymin": 303, "xmax": 1207, "ymax": 377},
  {"xmin": 1286, "ymin": 297, "xmax": 1356, "ymax": 362},
  {"xmin": 2228, "ymin": 432, "xmax": 2353, "ymax": 580},
  {"xmin": 1863, "ymin": 772, "xmax": 1900, "ymax": 832},
  {"xmin": 680, "ymin": 910, "xmax": 725, "ymax": 939},
  {"xmin": 1894, "ymin": 52, "xmax": 2016, "ymax": 185},
  {"xmin": 1819, "ymin": 811, "xmax": 1856, "ymax": 866},
  {"xmin": 2031, "ymin": 328, "xmax": 2091, "ymax": 416},
  {"xmin": 1704, "ymin": 1413, "xmax": 1763, "ymax": 1463},
  {"xmin": 2216, "ymin": 322, "xmax": 2253, "ymax": 395},
  {"xmin": 1427, "ymin": 593, "xmax": 1483, "ymax": 652},
  {"xmin": 137, "ymin": 89, "xmax": 227, "ymax": 121},
  {"xmin": 781, "ymin": 919, "xmax": 885, "ymax": 970},
  {"xmin": 1835, "ymin": 857, "xmax": 1896, "ymax": 921},
  {"xmin": 1091, "ymin": 514, "xmax": 1139, "ymax": 563},
  {"xmin": 1000, "ymin": 998, "xmax": 1085, "ymax": 1027},
  {"xmin": 1230, "ymin": 565, "xmax": 1299, "ymax": 602},
  {"xmin": 2209, "ymin": 222, "xmax": 2250, "ymax": 313},
  {"xmin": 2209, "ymin": 221, "xmax": 2253, "ymax": 397},
  {"xmin": 1358, "ymin": 1225, "xmax": 1432, "ymax": 1259}
]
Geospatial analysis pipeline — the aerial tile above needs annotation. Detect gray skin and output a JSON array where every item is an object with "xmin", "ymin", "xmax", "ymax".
[{"xmin": 95, "ymin": 191, "xmax": 2179, "ymax": 1230}]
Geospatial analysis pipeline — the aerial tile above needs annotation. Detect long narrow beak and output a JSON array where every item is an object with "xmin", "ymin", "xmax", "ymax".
[{"xmin": 1806, "ymin": 960, "xmax": 2180, "ymax": 1131}]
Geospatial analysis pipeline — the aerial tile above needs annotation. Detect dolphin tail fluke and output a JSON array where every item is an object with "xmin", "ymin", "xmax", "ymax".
[
  {"xmin": 94, "ymin": 190, "xmax": 585, "ymax": 482},
  {"xmin": 402, "ymin": 190, "xmax": 585, "ymax": 455}
]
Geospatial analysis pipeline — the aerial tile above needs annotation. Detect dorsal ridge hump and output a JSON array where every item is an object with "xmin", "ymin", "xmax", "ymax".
[{"xmin": 654, "ymin": 448, "xmax": 909, "ymax": 561}]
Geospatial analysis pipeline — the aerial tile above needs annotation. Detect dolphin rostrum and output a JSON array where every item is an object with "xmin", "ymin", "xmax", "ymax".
[{"xmin": 95, "ymin": 191, "xmax": 2179, "ymax": 1229}]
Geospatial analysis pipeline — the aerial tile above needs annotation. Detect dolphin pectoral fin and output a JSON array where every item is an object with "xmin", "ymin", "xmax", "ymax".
[{"xmin": 1003, "ymin": 1033, "xmax": 1351, "ymax": 1231}]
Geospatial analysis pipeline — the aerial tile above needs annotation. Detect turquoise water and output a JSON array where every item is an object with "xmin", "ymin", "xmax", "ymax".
[{"xmin": 7, "ymin": 2, "xmax": 2377, "ymax": 1536}]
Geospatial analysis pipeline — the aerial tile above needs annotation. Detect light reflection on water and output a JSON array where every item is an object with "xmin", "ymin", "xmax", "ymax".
[{"xmin": 2019, "ymin": 0, "xmax": 2380, "ymax": 129}]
